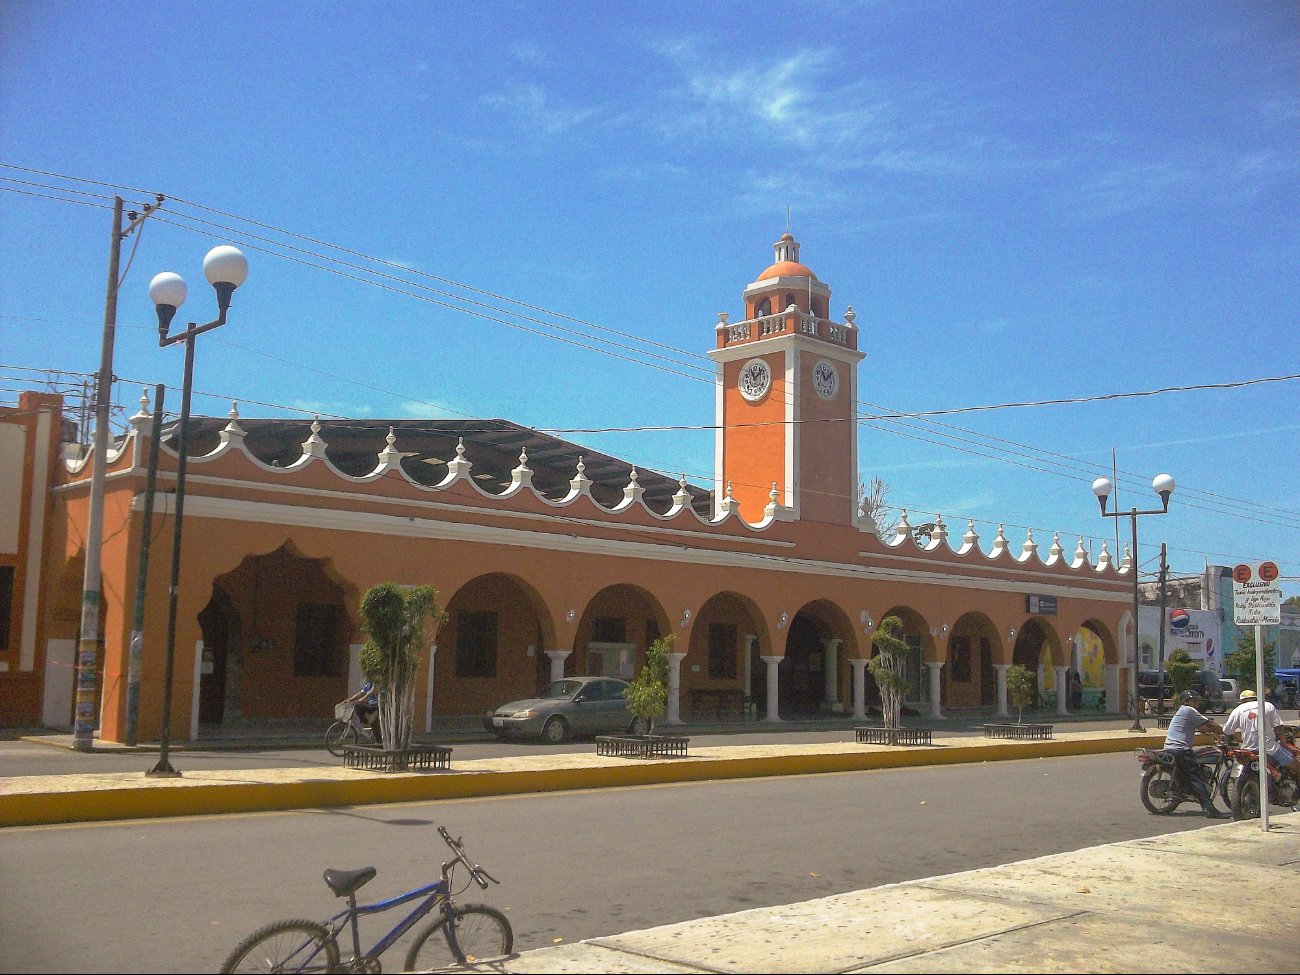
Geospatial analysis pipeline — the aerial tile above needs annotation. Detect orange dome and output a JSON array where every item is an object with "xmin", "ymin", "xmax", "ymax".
[{"xmin": 758, "ymin": 259, "xmax": 817, "ymax": 281}]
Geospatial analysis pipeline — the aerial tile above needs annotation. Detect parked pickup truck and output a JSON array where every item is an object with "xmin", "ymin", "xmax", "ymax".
[{"xmin": 1136, "ymin": 669, "xmax": 1226, "ymax": 713}]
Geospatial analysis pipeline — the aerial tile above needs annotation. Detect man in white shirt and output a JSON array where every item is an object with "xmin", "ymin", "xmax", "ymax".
[{"xmin": 1222, "ymin": 688, "xmax": 1298, "ymax": 775}]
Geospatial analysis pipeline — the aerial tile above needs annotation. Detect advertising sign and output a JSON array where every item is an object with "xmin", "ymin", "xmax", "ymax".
[{"xmin": 1231, "ymin": 560, "xmax": 1282, "ymax": 626}]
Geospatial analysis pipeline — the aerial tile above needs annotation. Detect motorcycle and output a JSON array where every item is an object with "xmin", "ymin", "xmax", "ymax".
[
  {"xmin": 1136, "ymin": 740, "xmax": 1233, "ymax": 815},
  {"xmin": 1227, "ymin": 725, "xmax": 1300, "ymax": 820}
]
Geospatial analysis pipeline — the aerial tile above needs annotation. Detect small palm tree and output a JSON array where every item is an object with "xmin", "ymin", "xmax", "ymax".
[
  {"xmin": 625, "ymin": 635, "xmax": 672, "ymax": 737},
  {"xmin": 1006, "ymin": 664, "xmax": 1035, "ymax": 725},
  {"xmin": 358, "ymin": 583, "xmax": 445, "ymax": 751}
]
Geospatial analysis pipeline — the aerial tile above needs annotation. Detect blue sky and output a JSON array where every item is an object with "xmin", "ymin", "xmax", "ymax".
[{"xmin": 2, "ymin": 1, "xmax": 1297, "ymax": 598}]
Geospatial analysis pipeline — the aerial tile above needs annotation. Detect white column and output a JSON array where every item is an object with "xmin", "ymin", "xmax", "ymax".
[
  {"xmin": 665, "ymin": 652, "xmax": 686, "ymax": 726},
  {"xmin": 1105, "ymin": 664, "xmax": 1120, "ymax": 715},
  {"xmin": 743, "ymin": 635, "xmax": 756, "ymax": 700},
  {"xmin": 421, "ymin": 644, "xmax": 437, "ymax": 732},
  {"xmin": 1054, "ymin": 665, "xmax": 1070, "ymax": 716},
  {"xmin": 925, "ymin": 661, "xmax": 945, "ymax": 720},
  {"xmin": 546, "ymin": 649, "xmax": 570, "ymax": 683},
  {"xmin": 850, "ymin": 658, "xmax": 868, "ymax": 719},
  {"xmin": 762, "ymin": 655, "xmax": 782, "ymax": 723},
  {"xmin": 993, "ymin": 663, "xmax": 1011, "ymax": 718},
  {"xmin": 189, "ymin": 639, "xmax": 204, "ymax": 741},
  {"xmin": 823, "ymin": 638, "xmax": 841, "ymax": 710}
]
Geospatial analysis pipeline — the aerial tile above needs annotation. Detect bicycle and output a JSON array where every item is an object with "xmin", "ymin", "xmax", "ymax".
[
  {"xmin": 219, "ymin": 826, "xmax": 513, "ymax": 973},
  {"xmin": 325, "ymin": 701, "xmax": 379, "ymax": 757}
]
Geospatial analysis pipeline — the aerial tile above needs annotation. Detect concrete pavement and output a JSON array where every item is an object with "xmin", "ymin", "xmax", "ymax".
[{"xmin": 3, "ymin": 722, "xmax": 1296, "ymax": 973}]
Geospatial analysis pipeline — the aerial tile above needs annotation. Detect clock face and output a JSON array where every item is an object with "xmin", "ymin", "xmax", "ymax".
[
  {"xmin": 737, "ymin": 358, "xmax": 772, "ymax": 402},
  {"xmin": 812, "ymin": 360, "xmax": 838, "ymax": 400}
]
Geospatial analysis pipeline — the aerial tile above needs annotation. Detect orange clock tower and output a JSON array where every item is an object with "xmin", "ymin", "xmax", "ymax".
[{"xmin": 708, "ymin": 233, "xmax": 865, "ymax": 526}]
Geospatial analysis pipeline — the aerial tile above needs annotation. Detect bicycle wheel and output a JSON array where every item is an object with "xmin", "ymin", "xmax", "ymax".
[
  {"xmin": 325, "ymin": 721, "xmax": 355, "ymax": 757},
  {"xmin": 220, "ymin": 918, "xmax": 338, "ymax": 974},
  {"xmin": 404, "ymin": 904, "xmax": 513, "ymax": 971}
]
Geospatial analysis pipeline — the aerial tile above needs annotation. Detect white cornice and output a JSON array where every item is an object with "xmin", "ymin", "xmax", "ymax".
[{"xmin": 147, "ymin": 493, "xmax": 1129, "ymax": 602}]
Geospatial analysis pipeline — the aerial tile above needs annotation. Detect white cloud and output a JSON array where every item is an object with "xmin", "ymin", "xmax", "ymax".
[{"xmin": 479, "ymin": 83, "xmax": 600, "ymax": 136}]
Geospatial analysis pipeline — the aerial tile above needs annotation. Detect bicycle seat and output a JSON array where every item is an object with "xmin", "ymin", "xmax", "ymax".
[{"xmin": 323, "ymin": 866, "xmax": 377, "ymax": 897}]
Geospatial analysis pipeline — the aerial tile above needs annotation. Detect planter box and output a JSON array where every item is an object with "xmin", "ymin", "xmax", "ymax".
[
  {"xmin": 342, "ymin": 744, "xmax": 452, "ymax": 772},
  {"xmin": 983, "ymin": 723, "xmax": 1053, "ymax": 740},
  {"xmin": 854, "ymin": 727, "xmax": 933, "ymax": 746},
  {"xmin": 595, "ymin": 735, "xmax": 689, "ymax": 759}
]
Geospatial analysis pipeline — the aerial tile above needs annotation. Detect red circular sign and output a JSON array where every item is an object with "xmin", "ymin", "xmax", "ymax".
[
  {"xmin": 1233, "ymin": 564, "xmax": 1253, "ymax": 584},
  {"xmin": 1259, "ymin": 561, "xmax": 1279, "ymax": 583}
]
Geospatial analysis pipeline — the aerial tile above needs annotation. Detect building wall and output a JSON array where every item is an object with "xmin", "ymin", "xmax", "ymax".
[{"xmin": 0, "ymin": 393, "xmax": 64, "ymax": 728}]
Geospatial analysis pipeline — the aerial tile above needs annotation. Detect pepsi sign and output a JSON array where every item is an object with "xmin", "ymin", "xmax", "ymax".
[{"xmin": 1169, "ymin": 608, "xmax": 1190, "ymax": 630}]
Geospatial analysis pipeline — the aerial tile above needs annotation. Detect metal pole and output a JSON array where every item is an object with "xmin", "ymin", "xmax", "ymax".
[
  {"xmin": 73, "ymin": 195, "xmax": 125, "ymax": 751},
  {"xmin": 1255, "ymin": 622, "xmax": 1269, "ymax": 831},
  {"xmin": 149, "ymin": 339, "xmax": 195, "ymax": 778},
  {"xmin": 1156, "ymin": 544, "xmax": 1168, "ymax": 722},
  {"xmin": 1129, "ymin": 510, "xmax": 1144, "ymax": 732},
  {"xmin": 124, "ymin": 385, "xmax": 165, "ymax": 746}
]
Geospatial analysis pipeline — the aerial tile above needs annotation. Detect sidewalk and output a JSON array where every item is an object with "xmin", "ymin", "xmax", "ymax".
[
  {"xmin": 495, "ymin": 812, "xmax": 1299, "ymax": 973},
  {"xmin": 3, "ymin": 723, "xmax": 1296, "ymax": 972}
]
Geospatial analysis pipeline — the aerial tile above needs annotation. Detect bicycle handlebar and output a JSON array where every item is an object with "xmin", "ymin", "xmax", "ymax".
[{"xmin": 437, "ymin": 825, "xmax": 499, "ymax": 889}]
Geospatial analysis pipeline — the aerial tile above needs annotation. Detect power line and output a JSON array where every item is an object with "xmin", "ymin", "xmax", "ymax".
[{"xmin": 4, "ymin": 166, "xmax": 1296, "ymax": 572}]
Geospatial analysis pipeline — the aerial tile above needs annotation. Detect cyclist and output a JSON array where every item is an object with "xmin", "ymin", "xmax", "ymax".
[{"xmin": 345, "ymin": 679, "xmax": 381, "ymax": 739}]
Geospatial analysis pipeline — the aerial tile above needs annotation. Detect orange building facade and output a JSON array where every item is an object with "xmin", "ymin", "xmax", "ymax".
[{"xmin": 5, "ymin": 236, "xmax": 1139, "ymax": 741}]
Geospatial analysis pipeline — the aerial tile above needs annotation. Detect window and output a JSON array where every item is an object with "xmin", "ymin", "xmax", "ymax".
[
  {"xmin": 950, "ymin": 635, "xmax": 972, "ymax": 682},
  {"xmin": 645, "ymin": 617, "xmax": 661, "ymax": 647},
  {"xmin": 293, "ymin": 603, "xmax": 344, "ymax": 677},
  {"xmin": 0, "ymin": 566, "xmax": 13, "ymax": 650},
  {"xmin": 456, "ymin": 610, "xmax": 498, "ymax": 678},
  {"xmin": 708, "ymin": 622, "xmax": 738, "ymax": 679},
  {"xmin": 756, "ymin": 299, "xmax": 771, "ymax": 317},
  {"xmin": 592, "ymin": 617, "xmax": 626, "ymax": 643}
]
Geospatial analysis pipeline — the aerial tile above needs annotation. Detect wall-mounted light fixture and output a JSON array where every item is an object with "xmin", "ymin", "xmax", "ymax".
[
  {"xmin": 940, "ymin": 623, "xmax": 949, "ymax": 635},
  {"xmin": 680, "ymin": 609, "xmax": 691, "ymax": 627},
  {"xmin": 1008, "ymin": 627, "xmax": 1016, "ymax": 640},
  {"xmin": 778, "ymin": 612, "xmax": 789, "ymax": 630},
  {"xmin": 566, "ymin": 609, "xmax": 575, "ymax": 624}
]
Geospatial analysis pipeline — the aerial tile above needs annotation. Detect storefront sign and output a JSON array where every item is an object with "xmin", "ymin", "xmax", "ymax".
[{"xmin": 1026, "ymin": 594, "xmax": 1057, "ymax": 615}]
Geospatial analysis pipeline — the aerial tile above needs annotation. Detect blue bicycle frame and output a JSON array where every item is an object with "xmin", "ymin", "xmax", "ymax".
[{"xmin": 330, "ymin": 877, "xmax": 451, "ymax": 965}]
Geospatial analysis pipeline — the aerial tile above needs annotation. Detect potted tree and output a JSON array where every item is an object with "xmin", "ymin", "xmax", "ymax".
[
  {"xmin": 600, "ymin": 635, "xmax": 689, "ymax": 758},
  {"xmin": 354, "ymin": 583, "xmax": 447, "ymax": 771},
  {"xmin": 624, "ymin": 634, "xmax": 671, "ymax": 737},
  {"xmin": 988, "ymin": 663, "xmax": 1054, "ymax": 740},
  {"xmin": 857, "ymin": 616, "xmax": 930, "ymax": 746},
  {"xmin": 1006, "ymin": 664, "xmax": 1036, "ymax": 725}
]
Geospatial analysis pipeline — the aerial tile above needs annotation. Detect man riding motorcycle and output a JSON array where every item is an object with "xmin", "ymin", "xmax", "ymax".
[
  {"xmin": 1222, "ymin": 688, "xmax": 1300, "ymax": 779},
  {"xmin": 1162, "ymin": 690, "xmax": 1227, "ymax": 818}
]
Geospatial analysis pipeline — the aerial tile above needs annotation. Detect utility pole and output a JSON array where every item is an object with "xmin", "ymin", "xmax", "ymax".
[{"xmin": 72, "ymin": 193, "xmax": 162, "ymax": 751}]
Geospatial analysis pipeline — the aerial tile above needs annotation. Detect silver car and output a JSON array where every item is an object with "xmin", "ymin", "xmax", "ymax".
[{"xmin": 484, "ymin": 676, "xmax": 650, "ymax": 743}]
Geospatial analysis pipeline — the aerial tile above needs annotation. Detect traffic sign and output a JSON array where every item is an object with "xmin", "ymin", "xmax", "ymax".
[{"xmin": 1231, "ymin": 560, "xmax": 1283, "ymax": 626}]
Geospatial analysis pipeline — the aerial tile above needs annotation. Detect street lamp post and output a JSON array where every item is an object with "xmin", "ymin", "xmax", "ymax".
[
  {"xmin": 145, "ymin": 246, "xmax": 249, "ymax": 777},
  {"xmin": 1091, "ymin": 472, "xmax": 1176, "ymax": 733}
]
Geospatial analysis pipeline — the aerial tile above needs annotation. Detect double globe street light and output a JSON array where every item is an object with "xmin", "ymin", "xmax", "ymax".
[
  {"xmin": 1092, "ymin": 472, "xmax": 1175, "ymax": 733},
  {"xmin": 145, "ymin": 245, "xmax": 249, "ymax": 776}
]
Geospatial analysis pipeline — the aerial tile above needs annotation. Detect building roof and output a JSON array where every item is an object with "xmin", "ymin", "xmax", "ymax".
[{"xmin": 165, "ymin": 415, "xmax": 714, "ymax": 515}]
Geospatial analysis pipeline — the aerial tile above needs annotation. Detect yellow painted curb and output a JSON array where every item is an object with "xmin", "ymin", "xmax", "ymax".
[{"xmin": 0, "ymin": 734, "xmax": 1163, "ymax": 828}]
